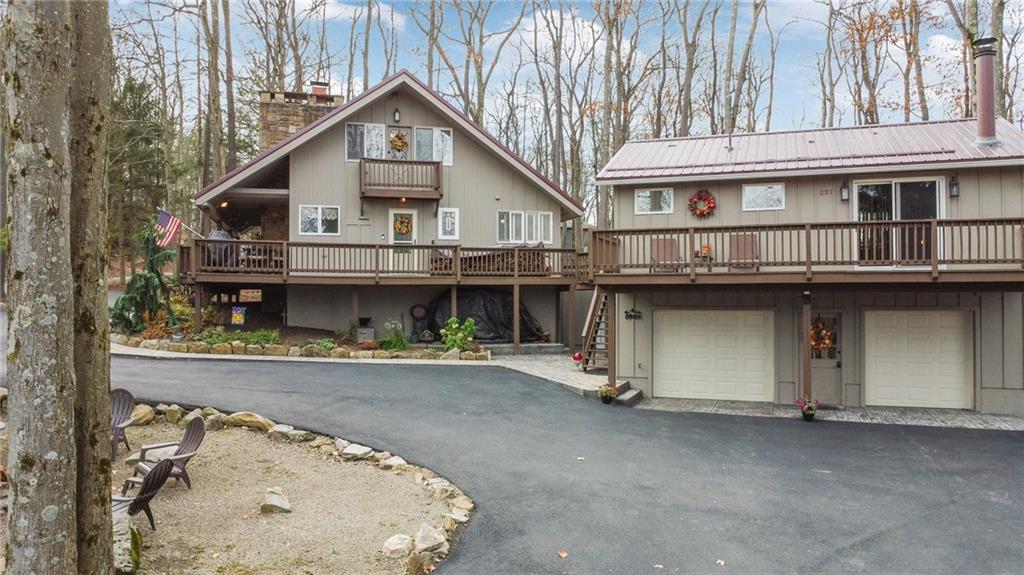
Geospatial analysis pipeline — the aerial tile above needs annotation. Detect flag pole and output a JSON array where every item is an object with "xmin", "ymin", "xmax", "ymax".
[{"xmin": 180, "ymin": 222, "xmax": 205, "ymax": 239}]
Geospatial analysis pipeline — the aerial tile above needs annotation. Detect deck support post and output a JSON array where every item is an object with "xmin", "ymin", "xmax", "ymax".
[
  {"xmin": 802, "ymin": 290, "xmax": 812, "ymax": 400},
  {"xmin": 352, "ymin": 288, "xmax": 359, "ymax": 323},
  {"xmin": 451, "ymin": 285, "xmax": 458, "ymax": 320},
  {"xmin": 513, "ymin": 283, "xmax": 520, "ymax": 356},
  {"xmin": 606, "ymin": 289, "xmax": 616, "ymax": 388},
  {"xmin": 194, "ymin": 284, "xmax": 204, "ymax": 332},
  {"xmin": 568, "ymin": 282, "xmax": 578, "ymax": 352}
]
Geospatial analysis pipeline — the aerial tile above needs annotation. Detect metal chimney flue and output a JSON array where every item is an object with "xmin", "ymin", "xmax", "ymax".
[{"xmin": 973, "ymin": 37, "xmax": 998, "ymax": 146}]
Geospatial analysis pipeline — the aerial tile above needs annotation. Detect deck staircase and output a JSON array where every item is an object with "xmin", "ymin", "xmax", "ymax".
[{"xmin": 580, "ymin": 288, "xmax": 609, "ymax": 371}]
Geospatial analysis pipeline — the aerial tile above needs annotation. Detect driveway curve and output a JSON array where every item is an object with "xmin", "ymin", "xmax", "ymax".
[{"xmin": 113, "ymin": 356, "xmax": 1024, "ymax": 574}]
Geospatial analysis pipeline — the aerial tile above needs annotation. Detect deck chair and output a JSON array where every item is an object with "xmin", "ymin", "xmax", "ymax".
[
  {"xmin": 111, "ymin": 389, "xmax": 136, "ymax": 460},
  {"xmin": 112, "ymin": 459, "xmax": 174, "ymax": 530},
  {"xmin": 728, "ymin": 233, "xmax": 760, "ymax": 271},
  {"xmin": 122, "ymin": 416, "xmax": 205, "ymax": 495},
  {"xmin": 650, "ymin": 238, "xmax": 683, "ymax": 273}
]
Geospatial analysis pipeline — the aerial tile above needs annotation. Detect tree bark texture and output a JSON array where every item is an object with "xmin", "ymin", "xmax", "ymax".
[
  {"xmin": 3, "ymin": 0, "xmax": 78, "ymax": 571},
  {"xmin": 70, "ymin": 1, "xmax": 114, "ymax": 571}
]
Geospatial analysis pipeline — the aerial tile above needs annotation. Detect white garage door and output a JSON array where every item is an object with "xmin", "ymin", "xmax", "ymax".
[
  {"xmin": 653, "ymin": 310, "xmax": 774, "ymax": 401},
  {"xmin": 864, "ymin": 310, "xmax": 973, "ymax": 409}
]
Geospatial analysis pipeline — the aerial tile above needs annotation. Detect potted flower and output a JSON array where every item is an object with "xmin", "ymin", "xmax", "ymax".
[
  {"xmin": 597, "ymin": 385, "xmax": 618, "ymax": 405},
  {"xmin": 795, "ymin": 396, "xmax": 820, "ymax": 421}
]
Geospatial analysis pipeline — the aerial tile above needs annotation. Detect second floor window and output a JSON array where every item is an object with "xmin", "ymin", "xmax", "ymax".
[
  {"xmin": 346, "ymin": 123, "xmax": 385, "ymax": 161},
  {"xmin": 299, "ymin": 205, "xmax": 340, "ymax": 235},
  {"xmin": 635, "ymin": 188, "xmax": 673, "ymax": 214},
  {"xmin": 498, "ymin": 210, "xmax": 553, "ymax": 244},
  {"xmin": 414, "ymin": 127, "xmax": 454, "ymax": 166}
]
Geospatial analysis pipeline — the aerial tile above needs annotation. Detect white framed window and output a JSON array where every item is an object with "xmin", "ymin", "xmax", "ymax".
[
  {"xmin": 524, "ymin": 211, "xmax": 554, "ymax": 244},
  {"xmin": 298, "ymin": 205, "xmax": 341, "ymax": 235},
  {"xmin": 742, "ymin": 183, "xmax": 786, "ymax": 211},
  {"xmin": 498, "ymin": 210, "xmax": 552, "ymax": 244},
  {"xmin": 634, "ymin": 188, "xmax": 673, "ymax": 214},
  {"xmin": 414, "ymin": 126, "xmax": 454, "ymax": 166},
  {"xmin": 438, "ymin": 207, "xmax": 459, "ymax": 240},
  {"xmin": 497, "ymin": 210, "xmax": 524, "ymax": 243},
  {"xmin": 345, "ymin": 122, "xmax": 386, "ymax": 161}
]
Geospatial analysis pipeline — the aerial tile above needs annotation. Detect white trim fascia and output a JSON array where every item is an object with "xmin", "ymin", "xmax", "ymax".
[{"xmin": 596, "ymin": 158, "xmax": 1024, "ymax": 187}]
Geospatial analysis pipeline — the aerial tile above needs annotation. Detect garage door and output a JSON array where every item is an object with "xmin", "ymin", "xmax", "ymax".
[
  {"xmin": 864, "ymin": 310, "xmax": 973, "ymax": 409},
  {"xmin": 653, "ymin": 310, "xmax": 774, "ymax": 401}
]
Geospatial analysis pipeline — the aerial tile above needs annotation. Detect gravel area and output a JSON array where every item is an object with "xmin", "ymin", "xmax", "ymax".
[{"xmin": 120, "ymin": 423, "xmax": 449, "ymax": 574}]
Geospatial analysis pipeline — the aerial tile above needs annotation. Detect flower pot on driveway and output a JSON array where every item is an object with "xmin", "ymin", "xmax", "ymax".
[
  {"xmin": 802, "ymin": 412, "xmax": 815, "ymax": 422},
  {"xmin": 601, "ymin": 396, "xmax": 614, "ymax": 405}
]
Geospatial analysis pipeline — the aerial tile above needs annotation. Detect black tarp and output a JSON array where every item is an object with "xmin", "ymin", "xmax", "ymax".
[{"xmin": 427, "ymin": 287, "xmax": 548, "ymax": 343}]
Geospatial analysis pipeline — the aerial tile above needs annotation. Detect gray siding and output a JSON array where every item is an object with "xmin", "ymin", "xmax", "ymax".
[
  {"xmin": 612, "ymin": 167, "xmax": 1024, "ymax": 229},
  {"xmin": 289, "ymin": 85, "xmax": 566, "ymax": 247},
  {"xmin": 615, "ymin": 290, "xmax": 1024, "ymax": 417}
]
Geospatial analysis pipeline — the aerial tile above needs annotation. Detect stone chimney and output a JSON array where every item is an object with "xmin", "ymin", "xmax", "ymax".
[
  {"xmin": 973, "ymin": 37, "xmax": 998, "ymax": 146},
  {"xmin": 259, "ymin": 86, "xmax": 343, "ymax": 151}
]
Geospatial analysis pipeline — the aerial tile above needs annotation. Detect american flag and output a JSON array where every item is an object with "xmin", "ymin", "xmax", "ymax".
[{"xmin": 155, "ymin": 208, "xmax": 183, "ymax": 247}]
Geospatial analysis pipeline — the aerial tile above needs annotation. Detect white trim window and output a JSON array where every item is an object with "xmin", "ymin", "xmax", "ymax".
[
  {"xmin": 346, "ymin": 122, "xmax": 386, "ymax": 161},
  {"xmin": 634, "ymin": 188, "xmax": 673, "ymax": 214},
  {"xmin": 414, "ymin": 126, "xmax": 454, "ymax": 166},
  {"xmin": 741, "ymin": 183, "xmax": 786, "ymax": 211},
  {"xmin": 298, "ymin": 205, "xmax": 341, "ymax": 235},
  {"xmin": 438, "ymin": 207, "xmax": 459, "ymax": 240},
  {"xmin": 498, "ymin": 210, "xmax": 553, "ymax": 244}
]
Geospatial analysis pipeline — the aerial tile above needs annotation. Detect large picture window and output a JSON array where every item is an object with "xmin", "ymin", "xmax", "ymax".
[
  {"xmin": 346, "ymin": 123, "xmax": 385, "ymax": 161},
  {"xmin": 414, "ymin": 127, "xmax": 453, "ymax": 166},
  {"xmin": 741, "ymin": 183, "xmax": 786, "ymax": 211},
  {"xmin": 498, "ymin": 210, "xmax": 553, "ymax": 244},
  {"xmin": 634, "ymin": 188, "xmax": 673, "ymax": 214},
  {"xmin": 298, "ymin": 205, "xmax": 340, "ymax": 235}
]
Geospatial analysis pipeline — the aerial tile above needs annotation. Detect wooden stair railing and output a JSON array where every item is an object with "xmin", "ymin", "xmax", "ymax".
[{"xmin": 579, "ymin": 288, "xmax": 609, "ymax": 371}]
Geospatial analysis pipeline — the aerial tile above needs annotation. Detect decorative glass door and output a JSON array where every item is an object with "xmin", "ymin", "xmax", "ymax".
[
  {"xmin": 809, "ymin": 313, "xmax": 842, "ymax": 405},
  {"xmin": 388, "ymin": 209, "xmax": 417, "ymax": 272}
]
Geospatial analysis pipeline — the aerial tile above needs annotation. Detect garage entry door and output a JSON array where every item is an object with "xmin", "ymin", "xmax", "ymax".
[
  {"xmin": 653, "ymin": 310, "xmax": 774, "ymax": 401},
  {"xmin": 864, "ymin": 310, "xmax": 973, "ymax": 409}
]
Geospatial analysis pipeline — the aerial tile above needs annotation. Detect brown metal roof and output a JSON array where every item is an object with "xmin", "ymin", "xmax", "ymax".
[{"xmin": 597, "ymin": 118, "xmax": 1024, "ymax": 183}]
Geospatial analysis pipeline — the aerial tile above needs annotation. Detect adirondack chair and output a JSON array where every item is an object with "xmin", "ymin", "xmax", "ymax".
[
  {"xmin": 112, "ymin": 459, "xmax": 174, "ymax": 530},
  {"xmin": 728, "ymin": 233, "xmax": 761, "ymax": 271},
  {"xmin": 650, "ymin": 238, "xmax": 683, "ymax": 273},
  {"xmin": 110, "ymin": 388, "xmax": 136, "ymax": 459},
  {"xmin": 121, "ymin": 416, "xmax": 205, "ymax": 495}
]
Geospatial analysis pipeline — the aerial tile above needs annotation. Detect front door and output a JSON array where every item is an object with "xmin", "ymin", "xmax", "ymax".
[
  {"xmin": 388, "ymin": 209, "xmax": 418, "ymax": 272},
  {"xmin": 809, "ymin": 313, "xmax": 842, "ymax": 405}
]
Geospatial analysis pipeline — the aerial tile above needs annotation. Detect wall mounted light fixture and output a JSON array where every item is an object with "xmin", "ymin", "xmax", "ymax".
[
  {"xmin": 393, "ymin": 107, "xmax": 401, "ymax": 123},
  {"xmin": 839, "ymin": 180, "xmax": 850, "ymax": 202},
  {"xmin": 625, "ymin": 308, "xmax": 643, "ymax": 320},
  {"xmin": 950, "ymin": 174, "xmax": 960, "ymax": 197}
]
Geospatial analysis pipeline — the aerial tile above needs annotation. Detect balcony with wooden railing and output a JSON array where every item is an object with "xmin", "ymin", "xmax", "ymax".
[
  {"xmin": 178, "ymin": 239, "xmax": 580, "ymax": 285},
  {"xmin": 359, "ymin": 158, "xmax": 443, "ymax": 200},
  {"xmin": 587, "ymin": 218, "xmax": 1024, "ymax": 286}
]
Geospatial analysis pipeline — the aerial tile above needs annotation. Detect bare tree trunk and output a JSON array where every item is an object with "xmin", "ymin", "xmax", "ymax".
[
  {"xmin": 911, "ymin": 0, "xmax": 929, "ymax": 120},
  {"xmin": 363, "ymin": 0, "xmax": 373, "ymax": 92},
  {"xmin": 223, "ymin": 0, "xmax": 238, "ymax": 170},
  {"xmin": 992, "ymin": 0, "xmax": 1006, "ymax": 118},
  {"xmin": 3, "ymin": 1, "xmax": 78, "ymax": 572},
  {"xmin": 202, "ymin": 0, "xmax": 224, "ymax": 181},
  {"xmin": 721, "ymin": 0, "xmax": 738, "ymax": 133},
  {"xmin": 69, "ymin": 1, "xmax": 113, "ymax": 570}
]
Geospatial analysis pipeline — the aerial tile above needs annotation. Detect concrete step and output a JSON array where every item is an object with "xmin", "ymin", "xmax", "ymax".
[{"xmin": 614, "ymin": 388, "xmax": 643, "ymax": 407}]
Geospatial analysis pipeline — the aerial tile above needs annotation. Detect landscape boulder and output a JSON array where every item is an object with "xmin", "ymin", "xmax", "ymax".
[
  {"xmin": 286, "ymin": 429, "xmax": 313, "ymax": 442},
  {"xmin": 450, "ymin": 496, "xmax": 474, "ymax": 512},
  {"xmin": 204, "ymin": 413, "xmax": 226, "ymax": 431},
  {"xmin": 139, "ymin": 339, "xmax": 160, "ymax": 351},
  {"xmin": 340, "ymin": 443, "xmax": 373, "ymax": 460},
  {"xmin": 110, "ymin": 333, "xmax": 129, "ymax": 346},
  {"xmin": 351, "ymin": 350, "xmax": 374, "ymax": 359},
  {"xmin": 268, "ymin": 424, "xmax": 295, "ymax": 441},
  {"xmin": 380, "ymin": 456, "xmax": 408, "ymax": 470},
  {"xmin": 179, "ymin": 408, "xmax": 203, "ymax": 428},
  {"xmin": 186, "ymin": 342, "xmax": 209, "ymax": 354},
  {"xmin": 210, "ymin": 343, "xmax": 232, "ymax": 355},
  {"xmin": 439, "ymin": 349, "xmax": 460, "ymax": 360},
  {"xmin": 129, "ymin": 404, "xmax": 155, "ymax": 426},
  {"xmin": 329, "ymin": 347, "xmax": 350, "ymax": 358},
  {"xmin": 413, "ymin": 523, "xmax": 446, "ymax": 553},
  {"xmin": 263, "ymin": 344, "xmax": 289, "ymax": 356},
  {"xmin": 246, "ymin": 344, "xmax": 264, "ymax": 355},
  {"xmin": 301, "ymin": 345, "xmax": 328, "ymax": 358},
  {"xmin": 166, "ymin": 342, "xmax": 188, "ymax": 353},
  {"xmin": 372, "ymin": 350, "xmax": 394, "ymax": 359},
  {"xmin": 231, "ymin": 341, "xmax": 247, "ymax": 355},
  {"xmin": 382, "ymin": 534, "xmax": 414, "ymax": 559},
  {"xmin": 163, "ymin": 405, "xmax": 185, "ymax": 424},
  {"xmin": 224, "ymin": 411, "xmax": 275, "ymax": 432},
  {"xmin": 260, "ymin": 487, "xmax": 292, "ymax": 513},
  {"xmin": 287, "ymin": 346, "xmax": 301, "ymax": 357}
]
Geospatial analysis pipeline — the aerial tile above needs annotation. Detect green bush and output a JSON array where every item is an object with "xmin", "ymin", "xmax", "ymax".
[
  {"xmin": 309, "ymin": 337, "xmax": 337, "ymax": 351},
  {"xmin": 198, "ymin": 328, "xmax": 280, "ymax": 346},
  {"xmin": 440, "ymin": 317, "xmax": 476, "ymax": 351}
]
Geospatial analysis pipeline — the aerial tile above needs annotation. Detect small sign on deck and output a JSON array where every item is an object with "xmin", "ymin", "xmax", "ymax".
[{"xmin": 231, "ymin": 306, "xmax": 246, "ymax": 326}]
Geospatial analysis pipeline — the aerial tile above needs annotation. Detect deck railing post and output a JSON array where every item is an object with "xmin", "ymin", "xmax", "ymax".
[
  {"xmin": 930, "ymin": 220, "xmax": 939, "ymax": 279},
  {"xmin": 374, "ymin": 245, "xmax": 381, "ymax": 283},
  {"xmin": 587, "ymin": 230, "xmax": 595, "ymax": 280},
  {"xmin": 453, "ymin": 245, "xmax": 461, "ymax": 281},
  {"xmin": 688, "ymin": 228, "xmax": 697, "ymax": 282},
  {"xmin": 190, "ymin": 240, "xmax": 199, "ymax": 276},
  {"xmin": 804, "ymin": 224, "xmax": 813, "ymax": 280},
  {"xmin": 514, "ymin": 248, "xmax": 520, "ymax": 278},
  {"xmin": 281, "ymin": 241, "xmax": 289, "ymax": 280},
  {"xmin": 1020, "ymin": 227, "xmax": 1024, "ymax": 269}
]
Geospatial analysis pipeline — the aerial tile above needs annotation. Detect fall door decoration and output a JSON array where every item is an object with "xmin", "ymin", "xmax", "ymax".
[
  {"xmin": 809, "ymin": 321, "xmax": 835, "ymax": 353},
  {"xmin": 688, "ymin": 190, "xmax": 716, "ymax": 218},
  {"xmin": 393, "ymin": 215, "xmax": 413, "ymax": 236}
]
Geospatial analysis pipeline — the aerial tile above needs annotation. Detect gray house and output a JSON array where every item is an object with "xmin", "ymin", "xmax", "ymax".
[
  {"xmin": 592, "ymin": 39, "xmax": 1024, "ymax": 417},
  {"xmin": 182, "ymin": 71, "xmax": 585, "ymax": 349}
]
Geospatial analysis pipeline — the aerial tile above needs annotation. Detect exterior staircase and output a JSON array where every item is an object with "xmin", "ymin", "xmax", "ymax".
[
  {"xmin": 611, "ymin": 380, "xmax": 643, "ymax": 407},
  {"xmin": 580, "ymin": 288, "xmax": 609, "ymax": 371}
]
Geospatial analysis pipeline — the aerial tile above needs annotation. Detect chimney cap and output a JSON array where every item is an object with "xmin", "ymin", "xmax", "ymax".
[
  {"xmin": 309, "ymin": 80, "xmax": 329, "ymax": 87},
  {"xmin": 973, "ymin": 37, "xmax": 998, "ymax": 56}
]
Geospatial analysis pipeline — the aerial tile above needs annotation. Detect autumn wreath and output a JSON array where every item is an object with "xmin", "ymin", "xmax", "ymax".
[
  {"xmin": 393, "ymin": 215, "xmax": 412, "ymax": 236},
  {"xmin": 688, "ymin": 190, "xmax": 716, "ymax": 218},
  {"xmin": 809, "ymin": 322, "xmax": 834, "ymax": 352},
  {"xmin": 389, "ymin": 131, "xmax": 409, "ymax": 152}
]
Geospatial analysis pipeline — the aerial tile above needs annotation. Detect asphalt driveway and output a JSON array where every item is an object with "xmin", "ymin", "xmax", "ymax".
[{"xmin": 110, "ymin": 356, "xmax": 1024, "ymax": 574}]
